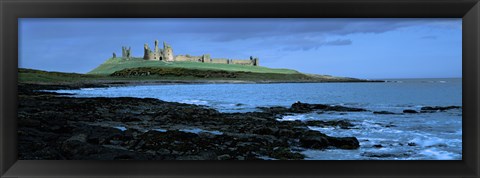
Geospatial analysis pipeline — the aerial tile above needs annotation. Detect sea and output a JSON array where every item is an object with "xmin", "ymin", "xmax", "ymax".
[{"xmin": 52, "ymin": 78, "xmax": 462, "ymax": 160}]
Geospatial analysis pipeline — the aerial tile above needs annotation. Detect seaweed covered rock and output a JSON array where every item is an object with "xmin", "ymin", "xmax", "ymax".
[
  {"xmin": 18, "ymin": 84, "xmax": 364, "ymax": 160},
  {"xmin": 291, "ymin": 102, "xmax": 367, "ymax": 113},
  {"xmin": 403, "ymin": 109, "xmax": 418, "ymax": 114},
  {"xmin": 420, "ymin": 106, "xmax": 461, "ymax": 112},
  {"xmin": 305, "ymin": 120, "xmax": 354, "ymax": 129},
  {"xmin": 299, "ymin": 130, "xmax": 360, "ymax": 150}
]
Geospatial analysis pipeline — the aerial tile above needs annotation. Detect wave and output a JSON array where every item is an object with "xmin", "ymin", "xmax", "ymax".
[
  {"xmin": 80, "ymin": 88, "xmax": 97, "ymax": 91},
  {"xmin": 114, "ymin": 126, "xmax": 127, "ymax": 131},
  {"xmin": 277, "ymin": 114, "xmax": 309, "ymax": 121},
  {"xmin": 408, "ymin": 136, "xmax": 450, "ymax": 148},
  {"xmin": 179, "ymin": 128, "xmax": 223, "ymax": 135},
  {"xmin": 180, "ymin": 99, "xmax": 209, "ymax": 105},
  {"xmin": 153, "ymin": 128, "xmax": 167, "ymax": 132},
  {"xmin": 419, "ymin": 148, "xmax": 459, "ymax": 160}
]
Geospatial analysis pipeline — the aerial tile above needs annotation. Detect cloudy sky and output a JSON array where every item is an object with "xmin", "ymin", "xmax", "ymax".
[{"xmin": 19, "ymin": 18, "xmax": 461, "ymax": 79}]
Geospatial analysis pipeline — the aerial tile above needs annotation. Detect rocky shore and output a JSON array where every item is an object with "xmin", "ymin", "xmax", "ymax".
[
  {"xmin": 18, "ymin": 83, "xmax": 460, "ymax": 160},
  {"xmin": 18, "ymin": 83, "xmax": 367, "ymax": 160}
]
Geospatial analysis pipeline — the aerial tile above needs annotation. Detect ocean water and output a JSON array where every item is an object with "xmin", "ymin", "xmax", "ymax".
[{"xmin": 52, "ymin": 78, "xmax": 462, "ymax": 160}]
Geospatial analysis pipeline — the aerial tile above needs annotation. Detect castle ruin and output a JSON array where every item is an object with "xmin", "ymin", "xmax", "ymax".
[
  {"xmin": 114, "ymin": 39, "xmax": 259, "ymax": 66},
  {"xmin": 121, "ymin": 46, "xmax": 132, "ymax": 59}
]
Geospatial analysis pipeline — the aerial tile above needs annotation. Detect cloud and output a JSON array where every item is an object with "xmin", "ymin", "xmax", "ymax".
[
  {"xmin": 324, "ymin": 39, "xmax": 352, "ymax": 46},
  {"xmin": 206, "ymin": 18, "xmax": 461, "ymax": 42},
  {"xmin": 282, "ymin": 39, "xmax": 352, "ymax": 51},
  {"xmin": 21, "ymin": 18, "xmax": 460, "ymax": 44}
]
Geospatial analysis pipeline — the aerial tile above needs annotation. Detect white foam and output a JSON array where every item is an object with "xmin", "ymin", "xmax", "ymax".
[
  {"xmin": 360, "ymin": 120, "xmax": 383, "ymax": 129},
  {"xmin": 419, "ymin": 148, "xmax": 457, "ymax": 160},
  {"xmin": 181, "ymin": 99, "xmax": 208, "ymax": 105},
  {"xmin": 153, "ymin": 129, "xmax": 167, "ymax": 132},
  {"xmin": 180, "ymin": 128, "xmax": 223, "ymax": 135},
  {"xmin": 409, "ymin": 137, "xmax": 447, "ymax": 147},
  {"xmin": 277, "ymin": 114, "xmax": 307, "ymax": 121},
  {"xmin": 114, "ymin": 126, "xmax": 127, "ymax": 131},
  {"xmin": 307, "ymin": 126, "xmax": 335, "ymax": 131}
]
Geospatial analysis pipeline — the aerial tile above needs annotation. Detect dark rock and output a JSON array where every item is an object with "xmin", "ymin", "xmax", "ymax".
[
  {"xmin": 420, "ymin": 106, "xmax": 461, "ymax": 111},
  {"xmin": 373, "ymin": 144, "xmax": 383, "ymax": 148},
  {"xmin": 327, "ymin": 136, "xmax": 360, "ymax": 149},
  {"xmin": 18, "ymin": 84, "xmax": 364, "ymax": 160},
  {"xmin": 361, "ymin": 152, "xmax": 397, "ymax": 158},
  {"xmin": 299, "ymin": 131, "xmax": 330, "ymax": 149},
  {"xmin": 121, "ymin": 117, "xmax": 142, "ymax": 122},
  {"xmin": 298, "ymin": 130, "xmax": 359, "ymax": 150},
  {"xmin": 291, "ymin": 102, "xmax": 367, "ymax": 113},
  {"xmin": 236, "ymin": 156, "xmax": 245, "ymax": 160},
  {"xmin": 407, "ymin": 142, "xmax": 417, "ymax": 146},
  {"xmin": 257, "ymin": 106, "xmax": 290, "ymax": 114},
  {"xmin": 217, "ymin": 154, "xmax": 232, "ymax": 160},
  {"xmin": 403, "ymin": 109, "xmax": 418, "ymax": 114},
  {"xmin": 252, "ymin": 127, "xmax": 279, "ymax": 135},
  {"xmin": 305, "ymin": 120, "xmax": 354, "ymax": 129},
  {"xmin": 177, "ymin": 151, "xmax": 218, "ymax": 160},
  {"xmin": 270, "ymin": 147, "xmax": 305, "ymax": 160},
  {"xmin": 373, "ymin": 111, "xmax": 396, "ymax": 115}
]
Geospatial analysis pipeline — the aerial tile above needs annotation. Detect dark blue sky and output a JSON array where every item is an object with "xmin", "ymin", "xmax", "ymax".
[{"xmin": 19, "ymin": 18, "xmax": 462, "ymax": 79}]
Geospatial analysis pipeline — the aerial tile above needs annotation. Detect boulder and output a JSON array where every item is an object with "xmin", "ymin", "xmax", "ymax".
[
  {"xmin": 305, "ymin": 120, "xmax": 354, "ymax": 129},
  {"xmin": 420, "ymin": 106, "xmax": 461, "ymax": 111},
  {"xmin": 373, "ymin": 111, "xmax": 396, "ymax": 115},
  {"xmin": 291, "ymin": 102, "xmax": 367, "ymax": 113},
  {"xmin": 327, "ymin": 136, "xmax": 360, "ymax": 149},
  {"xmin": 299, "ymin": 131, "xmax": 330, "ymax": 149},
  {"xmin": 403, "ymin": 109, "xmax": 418, "ymax": 114}
]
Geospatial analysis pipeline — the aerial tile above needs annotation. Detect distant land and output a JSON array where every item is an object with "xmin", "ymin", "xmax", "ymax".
[
  {"xmin": 18, "ymin": 58, "xmax": 382, "ymax": 86},
  {"xmin": 19, "ymin": 40, "xmax": 383, "ymax": 86}
]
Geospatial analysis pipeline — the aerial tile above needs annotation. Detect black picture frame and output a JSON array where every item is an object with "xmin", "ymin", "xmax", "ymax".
[{"xmin": 1, "ymin": 0, "xmax": 479, "ymax": 177}]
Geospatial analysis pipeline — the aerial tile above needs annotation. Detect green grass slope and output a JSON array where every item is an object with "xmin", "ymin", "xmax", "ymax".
[
  {"xmin": 88, "ymin": 58, "xmax": 300, "ymax": 75},
  {"xmin": 19, "ymin": 68, "xmax": 101, "ymax": 83},
  {"xmin": 20, "ymin": 67, "xmax": 376, "ymax": 85}
]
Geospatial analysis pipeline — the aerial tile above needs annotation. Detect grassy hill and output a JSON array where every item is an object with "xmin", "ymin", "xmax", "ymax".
[
  {"xmin": 19, "ymin": 68, "xmax": 101, "ymax": 83},
  {"xmin": 19, "ymin": 58, "xmax": 380, "ymax": 85},
  {"xmin": 88, "ymin": 58, "xmax": 300, "ymax": 75}
]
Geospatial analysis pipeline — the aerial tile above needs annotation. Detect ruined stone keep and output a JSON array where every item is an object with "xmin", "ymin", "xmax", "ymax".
[
  {"xmin": 121, "ymin": 46, "xmax": 132, "ymax": 59},
  {"xmin": 118, "ymin": 39, "xmax": 259, "ymax": 66}
]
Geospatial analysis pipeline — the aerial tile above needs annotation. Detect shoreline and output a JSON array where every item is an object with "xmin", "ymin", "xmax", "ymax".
[
  {"xmin": 21, "ymin": 78, "xmax": 385, "ymax": 91},
  {"xmin": 18, "ymin": 83, "xmax": 462, "ymax": 160},
  {"xmin": 18, "ymin": 83, "xmax": 365, "ymax": 160},
  {"xmin": 19, "ymin": 67, "xmax": 384, "ymax": 89}
]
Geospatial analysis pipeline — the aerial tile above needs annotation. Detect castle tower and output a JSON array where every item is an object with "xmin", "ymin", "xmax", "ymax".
[
  {"xmin": 122, "ymin": 46, "xmax": 131, "ymax": 59},
  {"xmin": 253, "ymin": 57, "xmax": 259, "ymax": 66},
  {"xmin": 163, "ymin": 41, "xmax": 174, "ymax": 62},
  {"xmin": 201, "ymin": 54, "xmax": 210, "ymax": 63},
  {"xmin": 154, "ymin": 40, "xmax": 163, "ymax": 60},
  {"xmin": 122, "ymin": 46, "xmax": 126, "ymax": 58},
  {"xmin": 143, "ymin": 43, "xmax": 154, "ymax": 60}
]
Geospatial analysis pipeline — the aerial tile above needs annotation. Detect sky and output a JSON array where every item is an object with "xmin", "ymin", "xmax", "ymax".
[{"xmin": 19, "ymin": 18, "xmax": 462, "ymax": 79}]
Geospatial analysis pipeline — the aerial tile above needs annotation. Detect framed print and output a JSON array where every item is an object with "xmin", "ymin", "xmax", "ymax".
[{"xmin": 1, "ymin": 0, "xmax": 479, "ymax": 177}]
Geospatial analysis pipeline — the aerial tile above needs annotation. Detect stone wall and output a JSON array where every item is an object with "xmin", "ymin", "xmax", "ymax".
[
  {"xmin": 175, "ymin": 55, "xmax": 203, "ymax": 62},
  {"xmin": 231, "ymin": 59, "xmax": 254, "ymax": 66},
  {"xmin": 208, "ymin": 58, "xmax": 229, "ymax": 64},
  {"xmin": 129, "ymin": 39, "xmax": 259, "ymax": 66}
]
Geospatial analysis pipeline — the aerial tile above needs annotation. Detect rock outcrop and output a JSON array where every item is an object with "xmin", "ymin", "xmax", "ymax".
[{"xmin": 18, "ymin": 84, "xmax": 362, "ymax": 160}]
